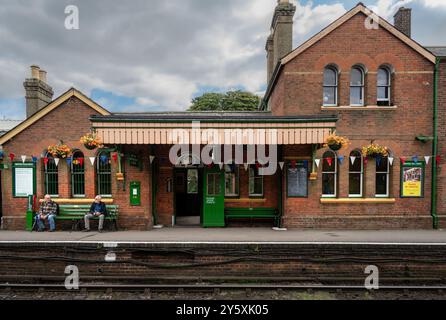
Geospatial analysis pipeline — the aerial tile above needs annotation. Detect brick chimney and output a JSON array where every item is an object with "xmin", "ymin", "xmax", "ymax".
[
  {"xmin": 394, "ymin": 7, "xmax": 412, "ymax": 38},
  {"xmin": 23, "ymin": 65, "xmax": 54, "ymax": 118},
  {"xmin": 266, "ymin": 0, "xmax": 296, "ymax": 83}
]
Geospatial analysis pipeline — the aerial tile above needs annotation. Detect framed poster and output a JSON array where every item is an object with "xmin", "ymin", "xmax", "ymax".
[
  {"xmin": 12, "ymin": 162, "xmax": 36, "ymax": 198},
  {"xmin": 400, "ymin": 161, "xmax": 425, "ymax": 198},
  {"xmin": 287, "ymin": 161, "xmax": 308, "ymax": 198}
]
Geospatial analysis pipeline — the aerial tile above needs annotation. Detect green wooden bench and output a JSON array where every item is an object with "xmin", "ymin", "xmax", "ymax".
[
  {"xmin": 33, "ymin": 204, "xmax": 119, "ymax": 231},
  {"xmin": 225, "ymin": 207, "xmax": 279, "ymax": 227}
]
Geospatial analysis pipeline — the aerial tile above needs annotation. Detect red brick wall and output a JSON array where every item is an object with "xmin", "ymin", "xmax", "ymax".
[{"xmin": 270, "ymin": 12, "xmax": 436, "ymax": 229}]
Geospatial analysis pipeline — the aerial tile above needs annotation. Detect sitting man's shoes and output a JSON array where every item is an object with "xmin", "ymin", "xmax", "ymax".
[{"xmin": 82, "ymin": 229, "xmax": 91, "ymax": 232}]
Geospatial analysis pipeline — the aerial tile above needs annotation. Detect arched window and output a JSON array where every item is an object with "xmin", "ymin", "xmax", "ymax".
[
  {"xmin": 96, "ymin": 150, "xmax": 112, "ymax": 196},
  {"xmin": 349, "ymin": 150, "xmax": 363, "ymax": 197},
  {"xmin": 43, "ymin": 151, "xmax": 58, "ymax": 196},
  {"xmin": 350, "ymin": 66, "xmax": 365, "ymax": 106},
  {"xmin": 71, "ymin": 150, "xmax": 85, "ymax": 197},
  {"xmin": 322, "ymin": 151, "xmax": 337, "ymax": 197},
  {"xmin": 377, "ymin": 67, "xmax": 391, "ymax": 106},
  {"xmin": 376, "ymin": 156, "xmax": 390, "ymax": 197},
  {"xmin": 323, "ymin": 66, "xmax": 338, "ymax": 106}
]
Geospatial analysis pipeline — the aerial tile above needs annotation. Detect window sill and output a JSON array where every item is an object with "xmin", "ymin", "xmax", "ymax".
[
  {"xmin": 321, "ymin": 106, "xmax": 397, "ymax": 111},
  {"xmin": 320, "ymin": 198, "xmax": 396, "ymax": 204}
]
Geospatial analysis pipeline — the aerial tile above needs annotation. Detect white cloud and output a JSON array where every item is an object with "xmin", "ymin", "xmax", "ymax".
[
  {"xmin": 0, "ymin": 0, "xmax": 445, "ymax": 117},
  {"xmin": 421, "ymin": 0, "xmax": 446, "ymax": 9}
]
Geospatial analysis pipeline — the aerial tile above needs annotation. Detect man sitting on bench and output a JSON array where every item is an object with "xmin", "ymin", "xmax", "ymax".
[
  {"xmin": 36, "ymin": 194, "xmax": 58, "ymax": 232},
  {"xmin": 83, "ymin": 195, "xmax": 107, "ymax": 233}
]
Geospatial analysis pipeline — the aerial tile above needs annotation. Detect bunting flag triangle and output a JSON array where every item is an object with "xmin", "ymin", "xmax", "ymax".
[
  {"xmin": 412, "ymin": 155, "xmax": 419, "ymax": 164},
  {"xmin": 400, "ymin": 157, "xmax": 406, "ymax": 165},
  {"xmin": 338, "ymin": 156, "xmax": 344, "ymax": 165},
  {"xmin": 315, "ymin": 159, "xmax": 321, "ymax": 168},
  {"xmin": 425, "ymin": 156, "xmax": 431, "ymax": 165},
  {"xmin": 21, "ymin": 155, "xmax": 27, "ymax": 163},
  {"xmin": 244, "ymin": 163, "xmax": 249, "ymax": 171},
  {"xmin": 219, "ymin": 163, "xmax": 224, "ymax": 170},
  {"xmin": 279, "ymin": 162, "xmax": 285, "ymax": 170},
  {"xmin": 66, "ymin": 157, "xmax": 72, "ymax": 166},
  {"xmin": 326, "ymin": 158, "xmax": 333, "ymax": 167},
  {"xmin": 9, "ymin": 153, "xmax": 15, "ymax": 162},
  {"xmin": 350, "ymin": 156, "xmax": 356, "ymax": 165},
  {"xmin": 363, "ymin": 157, "xmax": 368, "ymax": 167},
  {"xmin": 436, "ymin": 155, "xmax": 441, "ymax": 166},
  {"xmin": 150, "ymin": 156, "xmax": 155, "ymax": 164},
  {"xmin": 388, "ymin": 157, "xmax": 394, "ymax": 166},
  {"xmin": 54, "ymin": 158, "xmax": 60, "ymax": 167},
  {"xmin": 32, "ymin": 156, "xmax": 38, "ymax": 164},
  {"xmin": 89, "ymin": 157, "xmax": 96, "ymax": 166},
  {"xmin": 78, "ymin": 158, "xmax": 84, "ymax": 166}
]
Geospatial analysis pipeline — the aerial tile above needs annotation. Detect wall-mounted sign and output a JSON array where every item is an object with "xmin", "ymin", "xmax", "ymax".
[
  {"xmin": 287, "ymin": 161, "xmax": 308, "ymax": 198},
  {"xmin": 401, "ymin": 161, "xmax": 425, "ymax": 198},
  {"xmin": 12, "ymin": 162, "xmax": 36, "ymax": 198}
]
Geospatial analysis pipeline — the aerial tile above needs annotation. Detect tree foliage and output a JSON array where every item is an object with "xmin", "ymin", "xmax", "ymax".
[{"xmin": 188, "ymin": 90, "xmax": 260, "ymax": 111}]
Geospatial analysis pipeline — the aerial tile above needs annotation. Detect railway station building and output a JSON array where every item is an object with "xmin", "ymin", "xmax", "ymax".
[{"xmin": 0, "ymin": 2, "xmax": 445, "ymax": 230}]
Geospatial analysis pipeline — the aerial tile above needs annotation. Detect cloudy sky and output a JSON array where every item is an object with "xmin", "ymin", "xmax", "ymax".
[{"xmin": 0, "ymin": 0, "xmax": 445, "ymax": 119}]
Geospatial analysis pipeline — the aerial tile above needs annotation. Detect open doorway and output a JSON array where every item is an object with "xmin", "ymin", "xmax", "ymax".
[{"xmin": 174, "ymin": 167, "xmax": 202, "ymax": 226}]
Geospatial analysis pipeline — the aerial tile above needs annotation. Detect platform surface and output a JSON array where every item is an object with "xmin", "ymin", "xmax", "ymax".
[{"xmin": 0, "ymin": 228, "xmax": 445, "ymax": 244}]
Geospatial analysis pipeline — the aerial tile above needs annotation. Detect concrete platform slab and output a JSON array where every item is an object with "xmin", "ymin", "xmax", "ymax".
[{"xmin": 0, "ymin": 228, "xmax": 445, "ymax": 244}]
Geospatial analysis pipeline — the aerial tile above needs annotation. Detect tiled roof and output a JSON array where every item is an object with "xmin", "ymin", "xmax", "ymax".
[{"xmin": 426, "ymin": 47, "xmax": 446, "ymax": 57}]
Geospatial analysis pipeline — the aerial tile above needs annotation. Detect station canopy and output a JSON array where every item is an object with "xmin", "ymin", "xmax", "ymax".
[{"xmin": 90, "ymin": 112, "xmax": 337, "ymax": 145}]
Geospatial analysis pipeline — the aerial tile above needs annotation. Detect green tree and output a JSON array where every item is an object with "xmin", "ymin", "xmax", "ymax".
[{"xmin": 188, "ymin": 90, "xmax": 260, "ymax": 111}]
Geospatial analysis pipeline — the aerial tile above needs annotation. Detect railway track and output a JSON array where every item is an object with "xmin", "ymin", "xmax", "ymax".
[{"xmin": 1, "ymin": 279, "xmax": 446, "ymax": 300}]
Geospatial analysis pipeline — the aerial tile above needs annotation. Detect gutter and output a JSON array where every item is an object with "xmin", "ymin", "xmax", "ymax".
[{"xmin": 432, "ymin": 57, "xmax": 440, "ymax": 229}]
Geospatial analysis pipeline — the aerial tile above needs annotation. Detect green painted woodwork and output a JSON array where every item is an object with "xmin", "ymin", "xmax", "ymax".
[
  {"xmin": 202, "ymin": 167, "xmax": 225, "ymax": 228},
  {"xmin": 224, "ymin": 207, "xmax": 279, "ymax": 226},
  {"xmin": 130, "ymin": 181, "xmax": 141, "ymax": 206}
]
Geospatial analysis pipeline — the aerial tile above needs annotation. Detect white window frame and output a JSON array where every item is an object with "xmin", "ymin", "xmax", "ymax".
[
  {"xmin": 377, "ymin": 67, "xmax": 391, "ymax": 106},
  {"xmin": 349, "ymin": 151, "xmax": 363, "ymax": 198},
  {"xmin": 322, "ymin": 152, "xmax": 337, "ymax": 198},
  {"xmin": 323, "ymin": 66, "xmax": 338, "ymax": 107},
  {"xmin": 376, "ymin": 158, "xmax": 390, "ymax": 198},
  {"xmin": 350, "ymin": 66, "xmax": 365, "ymax": 107}
]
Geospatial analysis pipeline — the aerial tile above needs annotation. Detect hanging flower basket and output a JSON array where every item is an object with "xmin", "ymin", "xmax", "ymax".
[
  {"xmin": 362, "ymin": 144, "xmax": 389, "ymax": 158},
  {"xmin": 324, "ymin": 134, "xmax": 350, "ymax": 151},
  {"xmin": 80, "ymin": 132, "xmax": 103, "ymax": 150},
  {"xmin": 48, "ymin": 141, "xmax": 72, "ymax": 159}
]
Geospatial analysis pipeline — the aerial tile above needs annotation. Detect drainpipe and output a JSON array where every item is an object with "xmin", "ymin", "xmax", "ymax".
[{"xmin": 431, "ymin": 58, "xmax": 440, "ymax": 229}]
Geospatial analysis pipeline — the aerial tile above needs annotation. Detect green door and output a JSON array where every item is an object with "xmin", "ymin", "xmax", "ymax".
[{"xmin": 202, "ymin": 166, "xmax": 225, "ymax": 227}]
